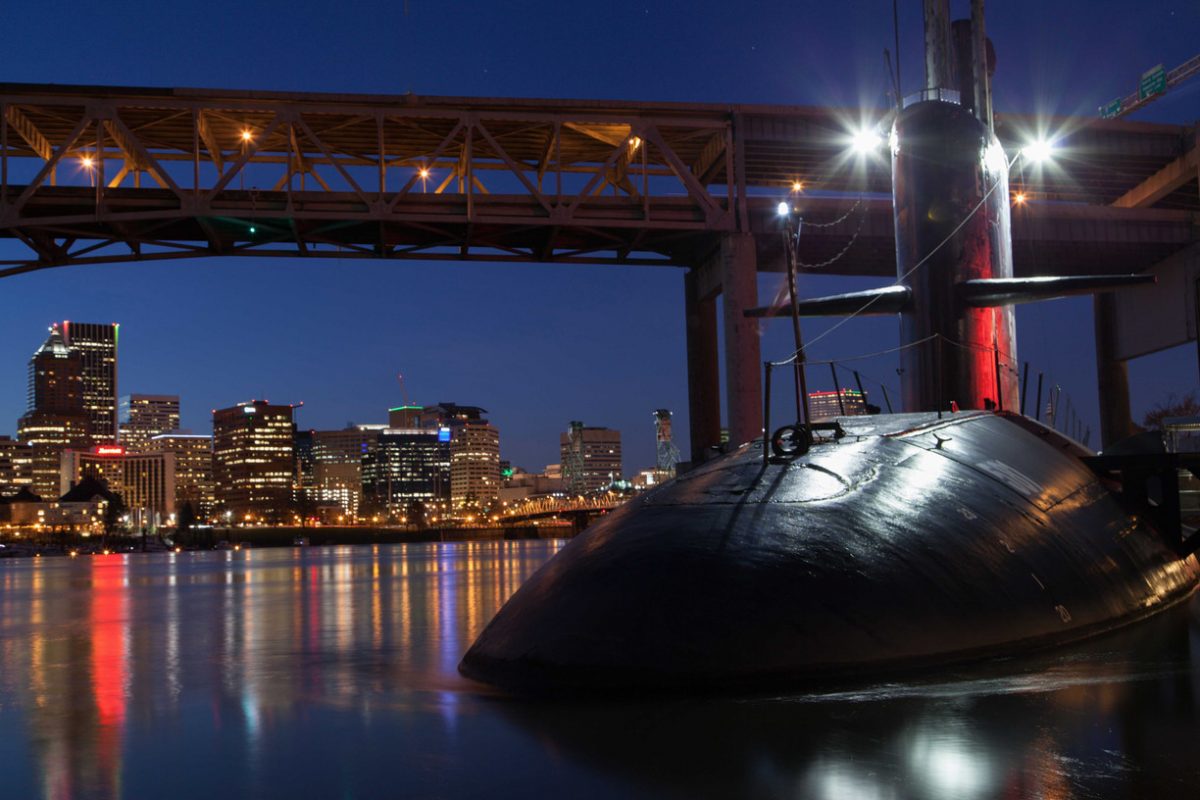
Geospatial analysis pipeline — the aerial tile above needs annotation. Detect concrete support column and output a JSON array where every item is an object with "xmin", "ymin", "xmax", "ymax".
[
  {"xmin": 685, "ymin": 269, "xmax": 721, "ymax": 462},
  {"xmin": 1094, "ymin": 292, "xmax": 1135, "ymax": 448},
  {"xmin": 720, "ymin": 233, "xmax": 763, "ymax": 447}
]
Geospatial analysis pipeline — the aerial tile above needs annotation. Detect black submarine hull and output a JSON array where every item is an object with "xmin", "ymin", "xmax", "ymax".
[{"xmin": 460, "ymin": 412, "xmax": 1199, "ymax": 691}]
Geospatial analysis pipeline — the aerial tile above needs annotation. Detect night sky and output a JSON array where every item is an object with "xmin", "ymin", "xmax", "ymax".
[{"xmin": 1, "ymin": 0, "xmax": 1196, "ymax": 472}]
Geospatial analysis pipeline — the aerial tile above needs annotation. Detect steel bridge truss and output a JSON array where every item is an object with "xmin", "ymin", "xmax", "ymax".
[{"xmin": 0, "ymin": 88, "xmax": 748, "ymax": 276}]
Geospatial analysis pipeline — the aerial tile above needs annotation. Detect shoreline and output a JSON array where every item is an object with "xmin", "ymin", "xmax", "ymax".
[{"xmin": 0, "ymin": 523, "xmax": 575, "ymax": 558}]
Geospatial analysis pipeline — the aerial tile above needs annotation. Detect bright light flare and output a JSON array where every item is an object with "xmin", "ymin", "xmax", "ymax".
[
  {"xmin": 791, "ymin": 180, "xmax": 804, "ymax": 193},
  {"xmin": 1022, "ymin": 139, "xmax": 1054, "ymax": 163},
  {"xmin": 418, "ymin": 167, "xmax": 430, "ymax": 179},
  {"xmin": 1013, "ymin": 192, "xmax": 1026, "ymax": 205},
  {"xmin": 241, "ymin": 129, "xmax": 254, "ymax": 143},
  {"xmin": 80, "ymin": 156, "xmax": 95, "ymax": 169},
  {"xmin": 851, "ymin": 129, "xmax": 883, "ymax": 154},
  {"xmin": 776, "ymin": 201, "xmax": 791, "ymax": 216}
]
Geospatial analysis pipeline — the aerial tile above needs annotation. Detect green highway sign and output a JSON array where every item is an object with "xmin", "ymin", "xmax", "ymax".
[
  {"xmin": 1139, "ymin": 64, "xmax": 1166, "ymax": 100},
  {"xmin": 1100, "ymin": 98, "xmax": 1122, "ymax": 119}
]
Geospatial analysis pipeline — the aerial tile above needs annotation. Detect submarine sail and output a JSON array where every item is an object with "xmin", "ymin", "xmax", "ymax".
[{"xmin": 459, "ymin": 2, "xmax": 1200, "ymax": 691}]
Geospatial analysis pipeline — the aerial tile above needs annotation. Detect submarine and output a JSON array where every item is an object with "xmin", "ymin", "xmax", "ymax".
[{"xmin": 460, "ymin": 2, "xmax": 1200, "ymax": 691}]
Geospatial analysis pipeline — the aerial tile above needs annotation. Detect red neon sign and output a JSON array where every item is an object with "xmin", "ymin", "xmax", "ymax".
[{"xmin": 94, "ymin": 445, "xmax": 125, "ymax": 456}]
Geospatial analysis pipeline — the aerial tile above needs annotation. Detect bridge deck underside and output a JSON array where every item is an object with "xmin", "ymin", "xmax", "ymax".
[
  {"xmin": 0, "ymin": 84, "xmax": 1195, "ymax": 278},
  {"xmin": 1, "ymin": 187, "xmax": 1189, "ymax": 280}
]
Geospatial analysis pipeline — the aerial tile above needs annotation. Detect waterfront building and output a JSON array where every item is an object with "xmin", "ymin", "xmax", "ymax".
[
  {"xmin": 60, "ymin": 321, "xmax": 119, "ymax": 444},
  {"xmin": 17, "ymin": 326, "xmax": 91, "ymax": 498},
  {"xmin": 451, "ymin": 420, "xmax": 501, "ymax": 511},
  {"xmin": 212, "ymin": 401, "xmax": 295, "ymax": 522},
  {"xmin": 806, "ymin": 389, "xmax": 868, "ymax": 420},
  {"xmin": 293, "ymin": 427, "xmax": 316, "ymax": 513},
  {"xmin": 4, "ymin": 479, "xmax": 112, "ymax": 532},
  {"xmin": 147, "ymin": 433, "xmax": 215, "ymax": 519},
  {"xmin": 362, "ymin": 427, "xmax": 450, "ymax": 519},
  {"xmin": 560, "ymin": 422, "xmax": 622, "ymax": 493},
  {"xmin": 0, "ymin": 436, "xmax": 34, "ymax": 495},
  {"xmin": 313, "ymin": 425, "xmax": 384, "ymax": 516},
  {"xmin": 118, "ymin": 394, "xmax": 180, "ymax": 452},
  {"xmin": 60, "ymin": 446, "xmax": 176, "ymax": 529},
  {"xmin": 498, "ymin": 468, "xmax": 564, "ymax": 503}
]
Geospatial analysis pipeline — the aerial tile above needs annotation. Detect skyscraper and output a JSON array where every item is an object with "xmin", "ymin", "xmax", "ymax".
[
  {"xmin": 0, "ymin": 436, "xmax": 34, "ymax": 495},
  {"xmin": 61, "ymin": 446, "xmax": 176, "ymax": 530},
  {"xmin": 212, "ymin": 401, "xmax": 295, "ymax": 522},
  {"xmin": 61, "ymin": 321, "xmax": 119, "ymax": 445},
  {"xmin": 450, "ymin": 420, "xmax": 500, "ymax": 511},
  {"xmin": 118, "ymin": 394, "xmax": 180, "ymax": 452},
  {"xmin": 313, "ymin": 425, "xmax": 385, "ymax": 516},
  {"xmin": 560, "ymin": 422, "xmax": 622, "ymax": 493},
  {"xmin": 17, "ymin": 325, "xmax": 91, "ymax": 498},
  {"xmin": 148, "ymin": 433, "xmax": 215, "ymax": 519},
  {"xmin": 363, "ymin": 428, "xmax": 451, "ymax": 518}
]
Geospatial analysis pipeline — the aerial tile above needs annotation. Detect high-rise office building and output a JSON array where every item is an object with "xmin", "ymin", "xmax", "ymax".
[
  {"xmin": 17, "ymin": 325, "xmax": 91, "ymax": 498},
  {"xmin": 118, "ymin": 394, "xmax": 180, "ymax": 452},
  {"xmin": 27, "ymin": 324, "xmax": 85, "ymax": 414},
  {"xmin": 450, "ymin": 420, "xmax": 500, "ymax": 510},
  {"xmin": 212, "ymin": 401, "xmax": 295, "ymax": 522},
  {"xmin": 560, "ymin": 422, "xmax": 622, "ymax": 493},
  {"xmin": 363, "ymin": 428, "xmax": 451, "ymax": 516},
  {"xmin": 60, "ymin": 321, "xmax": 119, "ymax": 445},
  {"xmin": 0, "ymin": 436, "xmax": 34, "ymax": 495},
  {"xmin": 293, "ymin": 427, "xmax": 316, "ymax": 510},
  {"xmin": 61, "ymin": 446, "xmax": 176, "ymax": 530},
  {"xmin": 148, "ymin": 433, "xmax": 215, "ymax": 519},
  {"xmin": 313, "ymin": 425, "xmax": 385, "ymax": 516},
  {"xmin": 806, "ymin": 389, "xmax": 868, "ymax": 420}
]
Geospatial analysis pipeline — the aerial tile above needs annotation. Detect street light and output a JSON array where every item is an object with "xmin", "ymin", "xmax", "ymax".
[
  {"xmin": 1022, "ymin": 139, "xmax": 1054, "ymax": 163},
  {"xmin": 851, "ymin": 128, "xmax": 883, "ymax": 154}
]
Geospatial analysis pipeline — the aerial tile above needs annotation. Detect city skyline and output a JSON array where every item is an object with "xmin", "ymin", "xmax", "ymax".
[
  {"xmin": 0, "ymin": 2, "xmax": 1196, "ymax": 470},
  {"xmin": 3, "ymin": 318, "xmax": 682, "ymax": 476}
]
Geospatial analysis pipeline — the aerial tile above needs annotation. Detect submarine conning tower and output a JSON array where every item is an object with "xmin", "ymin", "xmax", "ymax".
[
  {"xmin": 893, "ymin": 0, "xmax": 1016, "ymax": 414},
  {"xmin": 892, "ymin": 98, "xmax": 1016, "ymax": 412},
  {"xmin": 457, "ymin": 1, "xmax": 1199, "ymax": 694}
]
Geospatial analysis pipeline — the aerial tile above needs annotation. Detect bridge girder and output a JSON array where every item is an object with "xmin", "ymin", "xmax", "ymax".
[{"xmin": 0, "ymin": 83, "xmax": 1194, "ymax": 279}]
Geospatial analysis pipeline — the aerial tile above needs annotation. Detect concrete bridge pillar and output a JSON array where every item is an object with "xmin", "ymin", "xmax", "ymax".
[
  {"xmin": 720, "ymin": 233, "xmax": 763, "ymax": 448},
  {"xmin": 1094, "ymin": 292, "xmax": 1135, "ymax": 448},
  {"xmin": 685, "ymin": 269, "xmax": 722, "ymax": 462}
]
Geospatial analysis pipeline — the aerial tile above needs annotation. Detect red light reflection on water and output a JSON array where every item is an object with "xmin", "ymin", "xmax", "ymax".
[{"xmin": 89, "ymin": 557, "xmax": 127, "ymax": 785}]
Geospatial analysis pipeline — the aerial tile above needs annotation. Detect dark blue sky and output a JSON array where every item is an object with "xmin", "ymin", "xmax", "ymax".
[{"xmin": 1, "ymin": 0, "xmax": 1196, "ymax": 471}]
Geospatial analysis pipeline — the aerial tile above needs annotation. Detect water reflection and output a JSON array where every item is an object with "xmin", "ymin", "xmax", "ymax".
[{"xmin": 0, "ymin": 542, "xmax": 1197, "ymax": 799}]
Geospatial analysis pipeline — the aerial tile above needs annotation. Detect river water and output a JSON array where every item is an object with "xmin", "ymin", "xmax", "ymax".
[{"xmin": 0, "ymin": 541, "xmax": 1197, "ymax": 799}]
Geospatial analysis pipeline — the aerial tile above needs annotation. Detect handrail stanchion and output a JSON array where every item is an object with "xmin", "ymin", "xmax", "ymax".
[
  {"xmin": 783, "ymin": 213, "xmax": 811, "ymax": 428},
  {"xmin": 993, "ymin": 342, "xmax": 1004, "ymax": 411},
  {"xmin": 831, "ymin": 363, "xmax": 846, "ymax": 416},
  {"xmin": 763, "ymin": 362, "xmax": 772, "ymax": 467},
  {"xmin": 937, "ymin": 335, "xmax": 945, "ymax": 419},
  {"xmin": 852, "ymin": 370, "xmax": 869, "ymax": 413},
  {"xmin": 1020, "ymin": 362, "xmax": 1029, "ymax": 416},
  {"xmin": 881, "ymin": 384, "xmax": 894, "ymax": 414}
]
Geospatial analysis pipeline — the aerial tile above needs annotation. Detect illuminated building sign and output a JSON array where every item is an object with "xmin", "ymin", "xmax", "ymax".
[
  {"xmin": 243, "ymin": 406, "xmax": 257, "ymax": 415},
  {"xmin": 94, "ymin": 445, "xmax": 125, "ymax": 456},
  {"xmin": 438, "ymin": 427, "xmax": 452, "ymax": 443}
]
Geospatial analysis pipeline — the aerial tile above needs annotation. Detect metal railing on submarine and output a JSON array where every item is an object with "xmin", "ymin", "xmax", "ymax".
[{"xmin": 757, "ymin": 337, "xmax": 1200, "ymax": 558}]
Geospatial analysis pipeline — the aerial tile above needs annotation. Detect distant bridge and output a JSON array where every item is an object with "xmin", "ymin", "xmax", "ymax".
[
  {"xmin": 502, "ymin": 493, "xmax": 628, "ymax": 526},
  {"xmin": 1, "ymin": 83, "xmax": 1195, "ymax": 451}
]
